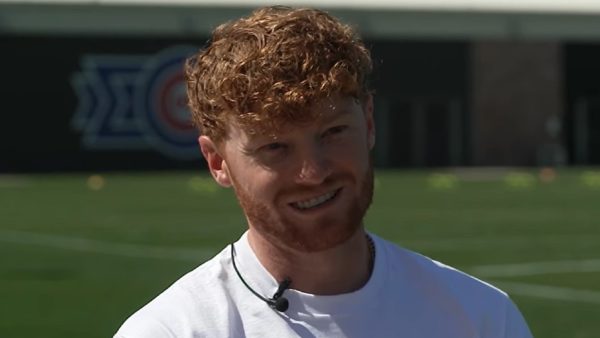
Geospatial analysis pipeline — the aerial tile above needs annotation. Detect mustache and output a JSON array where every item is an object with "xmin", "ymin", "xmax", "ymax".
[{"xmin": 276, "ymin": 172, "xmax": 353, "ymax": 199}]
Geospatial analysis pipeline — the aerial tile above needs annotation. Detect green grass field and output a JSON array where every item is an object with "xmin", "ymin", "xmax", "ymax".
[{"xmin": 1, "ymin": 169, "xmax": 599, "ymax": 337}]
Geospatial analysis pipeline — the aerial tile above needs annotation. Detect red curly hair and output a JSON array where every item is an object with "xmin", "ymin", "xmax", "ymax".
[{"xmin": 185, "ymin": 6, "xmax": 372, "ymax": 142}]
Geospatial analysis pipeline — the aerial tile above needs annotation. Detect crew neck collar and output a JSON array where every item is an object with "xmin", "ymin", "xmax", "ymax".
[{"xmin": 232, "ymin": 231, "xmax": 387, "ymax": 316}]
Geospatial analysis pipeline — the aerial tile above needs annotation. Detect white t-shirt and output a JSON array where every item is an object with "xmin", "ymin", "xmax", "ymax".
[{"xmin": 115, "ymin": 232, "xmax": 533, "ymax": 338}]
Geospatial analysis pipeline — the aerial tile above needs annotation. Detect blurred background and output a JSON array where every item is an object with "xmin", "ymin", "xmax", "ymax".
[{"xmin": 1, "ymin": 0, "xmax": 599, "ymax": 337}]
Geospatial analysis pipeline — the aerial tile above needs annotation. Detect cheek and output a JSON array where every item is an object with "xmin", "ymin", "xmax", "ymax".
[
  {"xmin": 240, "ymin": 169, "xmax": 283, "ymax": 202},
  {"xmin": 328, "ymin": 139, "xmax": 370, "ymax": 171}
]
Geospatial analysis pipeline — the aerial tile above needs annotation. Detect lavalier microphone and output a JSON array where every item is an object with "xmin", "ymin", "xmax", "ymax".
[{"xmin": 230, "ymin": 243, "xmax": 292, "ymax": 312}]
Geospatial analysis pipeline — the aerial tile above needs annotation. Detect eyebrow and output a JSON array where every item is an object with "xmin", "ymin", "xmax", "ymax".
[
  {"xmin": 240, "ymin": 103, "xmax": 355, "ymax": 151},
  {"xmin": 240, "ymin": 135, "xmax": 279, "ymax": 154},
  {"xmin": 320, "ymin": 106, "xmax": 352, "ymax": 126}
]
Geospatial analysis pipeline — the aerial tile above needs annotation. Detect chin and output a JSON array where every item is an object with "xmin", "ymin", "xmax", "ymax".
[
  {"xmin": 264, "ymin": 194, "xmax": 370, "ymax": 252},
  {"xmin": 239, "ymin": 165, "xmax": 374, "ymax": 253}
]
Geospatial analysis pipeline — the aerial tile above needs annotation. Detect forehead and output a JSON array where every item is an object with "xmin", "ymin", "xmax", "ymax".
[{"xmin": 226, "ymin": 96, "xmax": 362, "ymax": 143}]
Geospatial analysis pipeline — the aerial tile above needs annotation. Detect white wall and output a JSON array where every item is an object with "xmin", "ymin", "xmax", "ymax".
[{"xmin": 2, "ymin": 0, "xmax": 600, "ymax": 40}]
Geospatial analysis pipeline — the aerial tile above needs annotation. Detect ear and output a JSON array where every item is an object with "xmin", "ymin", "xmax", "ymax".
[
  {"xmin": 363, "ymin": 94, "xmax": 376, "ymax": 150},
  {"xmin": 199, "ymin": 135, "xmax": 232, "ymax": 187}
]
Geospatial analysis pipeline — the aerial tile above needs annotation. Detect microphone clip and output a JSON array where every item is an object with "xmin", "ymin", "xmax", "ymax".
[
  {"xmin": 269, "ymin": 278, "xmax": 291, "ymax": 312},
  {"xmin": 230, "ymin": 243, "xmax": 292, "ymax": 313}
]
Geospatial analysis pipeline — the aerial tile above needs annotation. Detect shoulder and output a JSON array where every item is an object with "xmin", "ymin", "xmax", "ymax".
[
  {"xmin": 373, "ymin": 235, "xmax": 532, "ymax": 337},
  {"xmin": 375, "ymin": 235, "xmax": 507, "ymax": 299},
  {"xmin": 114, "ymin": 247, "xmax": 236, "ymax": 338}
]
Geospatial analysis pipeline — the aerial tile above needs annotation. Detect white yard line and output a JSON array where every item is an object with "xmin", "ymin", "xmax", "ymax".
[
  {"xmin": 469, "ymin": 259, "xmax": 600, "ymax": 278},
  {"xmin": 3, "ymin": 229, "xmax": 599, "ymax": 276},
  {"xmin": 0, "ymin": 229, "xmax": 214, "ymax": 262},
  {"xmin": 493, "ymin": 281, "xmax": 600, "ymax": 305},
  {"xmin": 5, "ymin": 229, "xmax": 600, "ymax": 304},
  {"xmin": 401, "ymin": 234, "xmax": 596, "ymax": 252}
]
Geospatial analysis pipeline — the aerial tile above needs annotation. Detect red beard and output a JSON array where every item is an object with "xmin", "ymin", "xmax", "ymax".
[{"xmin": 231, "ymin": 162, "xmax": 374, "ymax": 252}]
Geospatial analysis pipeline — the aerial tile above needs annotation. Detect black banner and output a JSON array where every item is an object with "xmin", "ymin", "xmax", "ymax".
[{"xmin": 1, "ymin": 35, "xmax": 208, "ymax": 172}]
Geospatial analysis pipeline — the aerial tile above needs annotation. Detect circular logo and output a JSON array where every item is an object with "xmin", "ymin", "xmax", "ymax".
[
  {"xmin": 135, "ymin": 45, "xmax": 200, "ymax": 160},
  {"xmin": 159, "ymin": 73, "xmax": 191, "ymax": 131}
]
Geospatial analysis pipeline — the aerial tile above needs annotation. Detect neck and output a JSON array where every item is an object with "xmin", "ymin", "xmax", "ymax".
[{"xmin": 247, "ymin": 228, "xmax": 373, "ymax": 295}]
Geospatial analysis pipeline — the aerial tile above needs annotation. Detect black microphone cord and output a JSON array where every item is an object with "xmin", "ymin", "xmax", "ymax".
[{"xmin": 230, "ymin": 243, "xmax": 291, "ymax": 312}]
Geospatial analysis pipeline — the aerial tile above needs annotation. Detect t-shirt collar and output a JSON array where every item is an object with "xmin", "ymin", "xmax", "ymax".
[{"xmin": 232, "ymin": 231, "xmax": 387, "ymax": 316}]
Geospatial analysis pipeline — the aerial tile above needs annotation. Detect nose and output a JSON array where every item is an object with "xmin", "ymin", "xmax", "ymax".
[{"xmin": 295, "ymin": 144, "xmax": 332, "ymax": 185}]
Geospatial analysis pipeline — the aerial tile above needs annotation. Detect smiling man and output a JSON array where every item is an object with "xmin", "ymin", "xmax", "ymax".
[{"xmin": 115, "ymin": 6, "xmax": 532, "ymax": 338}]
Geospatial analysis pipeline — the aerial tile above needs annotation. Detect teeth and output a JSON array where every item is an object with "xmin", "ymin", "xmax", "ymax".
[{"xmin": 293, "ymin": 190, "xmax": 337, "ymax": 210}]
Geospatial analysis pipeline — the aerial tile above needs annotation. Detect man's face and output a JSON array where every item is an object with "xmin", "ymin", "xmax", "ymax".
[{"xmin": 201, "ymin": 95, "xmax": 376, "ymax": 252}]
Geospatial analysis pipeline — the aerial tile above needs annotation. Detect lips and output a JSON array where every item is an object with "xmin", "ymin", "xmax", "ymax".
[{"xmin": 290, "ymin": 188, "xmax": 341, "ymax": 210}]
